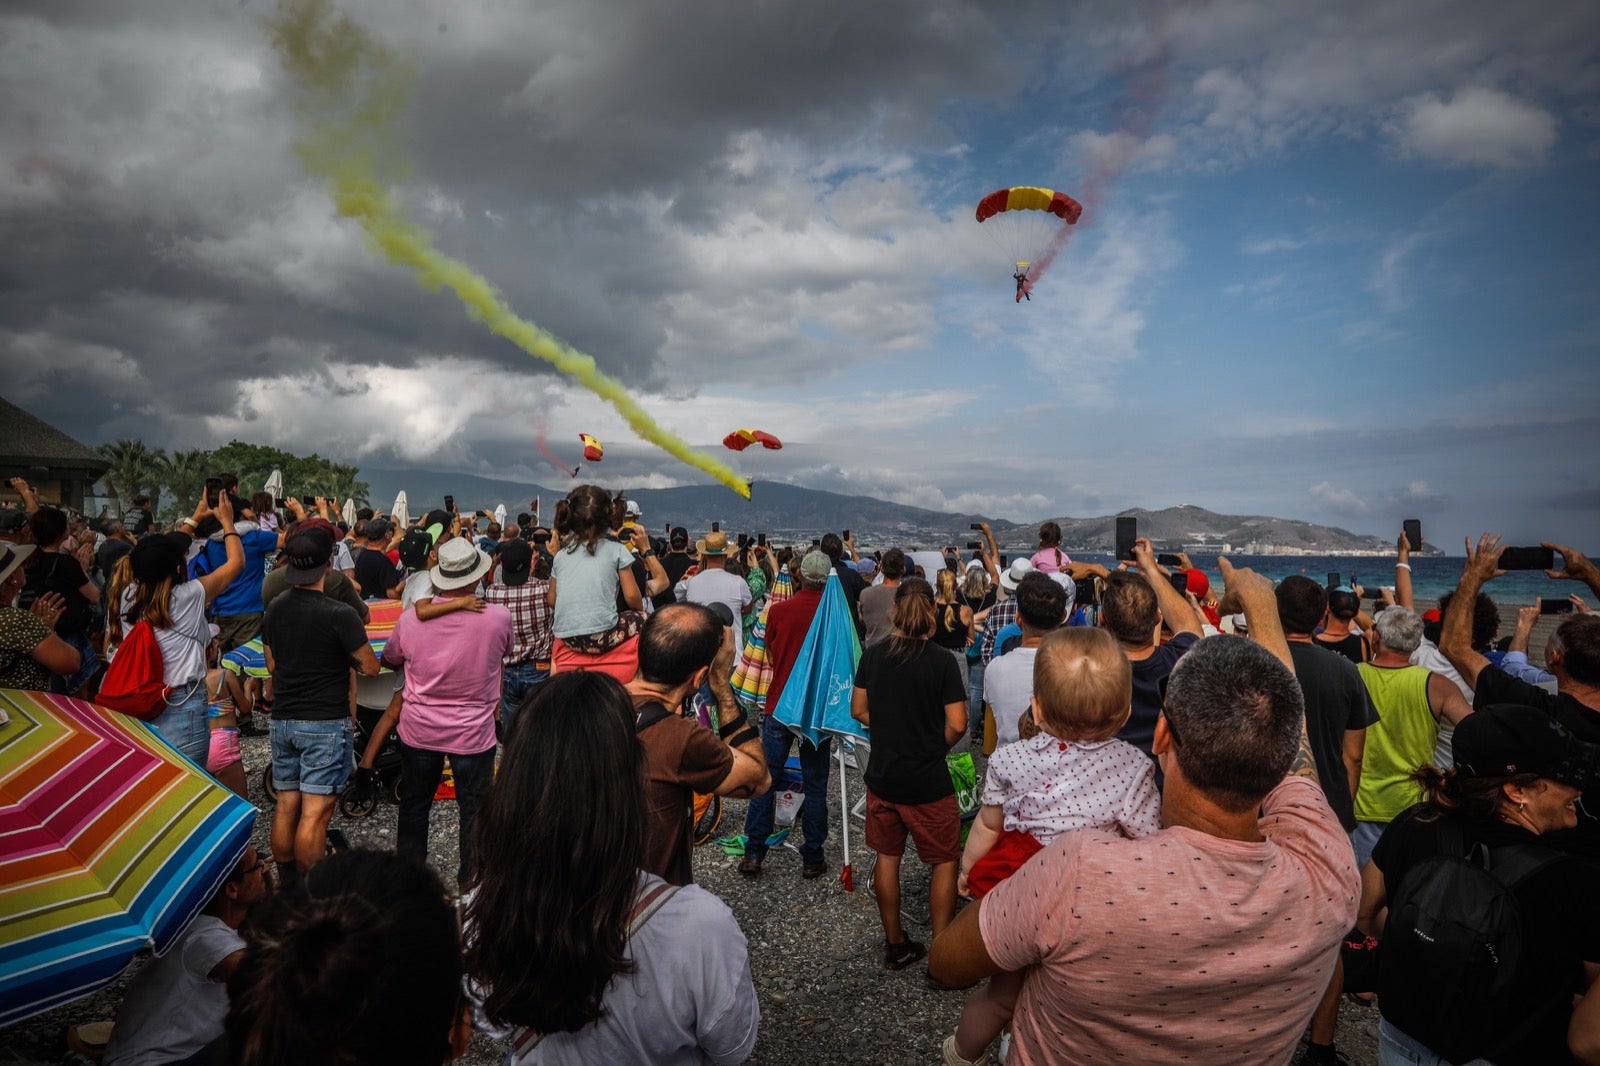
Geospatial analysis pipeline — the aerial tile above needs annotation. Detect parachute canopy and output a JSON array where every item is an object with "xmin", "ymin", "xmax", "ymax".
[
  {"xmin": 975, "ymin": 186, "xmax": 1083, "ymax": 225},
  {"xmin": 723, "ymin": 429, "xmax": 783, "ymax": 452},
  {"xmin": 579, "ymin": 433, "xmax": 604, "ymax": 462}
]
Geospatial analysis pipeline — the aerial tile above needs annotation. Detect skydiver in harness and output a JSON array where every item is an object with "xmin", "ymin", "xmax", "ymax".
[{"xmin": 1014, "ymin": 270, "xmax": 1031, "ymax": 302}]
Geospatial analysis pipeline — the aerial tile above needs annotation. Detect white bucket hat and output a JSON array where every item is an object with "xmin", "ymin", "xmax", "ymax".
[
  {"xmin": 429, "ymin": 537, "xmax": 493, "ymax": 591},
  {"xmin": 998, "ymin": 556, "xmax": 1034, "ymax": 592}
]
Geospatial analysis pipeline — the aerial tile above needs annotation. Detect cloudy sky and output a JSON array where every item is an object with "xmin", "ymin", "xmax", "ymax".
[{"xmin": 3, "ymin": 0, "xmax": 1596, "ymax": 546}]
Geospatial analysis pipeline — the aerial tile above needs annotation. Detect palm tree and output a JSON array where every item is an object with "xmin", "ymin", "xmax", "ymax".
[
  {"xmin": 95, "ymin": 439, "xmax": 168, "ymax": 513},
  {"xmin": 159, "ymin": 448, "xmax": 213, "ymax": 519}
]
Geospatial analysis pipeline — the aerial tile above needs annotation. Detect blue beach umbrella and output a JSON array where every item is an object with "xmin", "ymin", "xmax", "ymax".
[{"xmin": 771, "ymin": 573, "xmax": 866, "ymax": 887}]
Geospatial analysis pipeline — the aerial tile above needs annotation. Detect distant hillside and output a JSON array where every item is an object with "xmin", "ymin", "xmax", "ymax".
[
  {"xmin": 1040, "ymin": 504, "xmax": 1395, "ymax": 554},
  {"xmin": 358, "ymin": 469, "xmax": 1391, "ymax": 552}
]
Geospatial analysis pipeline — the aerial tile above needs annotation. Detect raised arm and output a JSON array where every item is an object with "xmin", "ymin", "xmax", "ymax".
[
  {"xmin": 1218, "ymin": 556, "xmax": 1296, "ymax": 676},
  {"xmin": 196, "ymin": 494, "xmax": 245, "ymax": 603},
  {"xmin": 1439, "ymin": 532, "xmax": 1502, "ymax": 690},
  {"xmin": 1394, "ymin": 531, "xmax": 1414, "ymax": 611},
  {"xmin": 1545, "ymin": 542, "xmax": 1600, "ymax": 601},
  {"xmin": 1135, "ymin": 538, "xmax": 1201, "ymax": 639}
]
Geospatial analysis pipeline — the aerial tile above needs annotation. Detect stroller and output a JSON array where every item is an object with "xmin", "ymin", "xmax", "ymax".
[
  {"xmin": 339, "ymin": 703, "xmax": 403, "ymax": 817},
  {"xmin": 257, "ymin": 702, "xmax": 401, "ymax": 818}
]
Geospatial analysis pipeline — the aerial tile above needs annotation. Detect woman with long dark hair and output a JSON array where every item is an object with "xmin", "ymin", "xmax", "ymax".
[
  {"xmin": 465, "ymin": 671, "xmax": 758, "ymax": 1063},
  {"xmin": 851, "ymin": 578, "xmax": 968, "ymax": 970},
  {"xmin": 1358, "ymin": 704, "xmax": 1600, "ymax": 1065},
  {"xmin": 112, "ymin": 495, "xmax": 243, "ymax": 765}
]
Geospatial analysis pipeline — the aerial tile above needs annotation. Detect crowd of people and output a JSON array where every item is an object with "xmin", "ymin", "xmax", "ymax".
[{"xmin": 5, "ymin": 473, "xmax": 1600, "ymax": 1065}]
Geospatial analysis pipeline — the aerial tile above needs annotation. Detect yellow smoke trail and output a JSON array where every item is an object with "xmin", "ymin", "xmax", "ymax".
[{"xmin": 266, "ymin": 0, "xmax": 751, "ymax": 499}]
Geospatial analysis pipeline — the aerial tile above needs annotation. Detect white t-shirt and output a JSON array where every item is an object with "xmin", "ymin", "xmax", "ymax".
[
  {"xmin": 1410, "ymin": 638, "xmax": 1468, "ymax": 769},
  {"xmin": 102, "ymin": 915, "xmax": 242, "ymax": 1066},
  {"xmin": 508, "ymin": 878, "xmax": 759, "ymax": 1066},
  {"xmin": 676, "ymin": 568, "xmax": 754, "ymax": 649},
  {"xmin": 982, "ymin": 734, "xmax": 1162, "ymax": 845},
  {"xmin": 119, "ymin": 580, "xmax": 209, "ymax": 687},
  {"xmin": 400, "ymin": 570, "xmax": 434, "ymax": 611},
  {"xmin": 982, "ymin": 646, "xmax": 1039, "ymax": 748}
]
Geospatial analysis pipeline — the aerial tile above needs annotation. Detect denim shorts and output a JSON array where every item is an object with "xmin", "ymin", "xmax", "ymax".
[{"xmin": 270, "ymin": 718, "xmax": 353, "ymax": 796}]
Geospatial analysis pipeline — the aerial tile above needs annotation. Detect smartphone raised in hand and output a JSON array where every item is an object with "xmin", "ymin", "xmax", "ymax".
[
  {"xmin": 711, "ymin": 521, "xmax": 721, "ymax": 533},
  {"xmin": 967, "ymin": 541, "xmax": 982, "ymax": 550},
  {"xmin": 1158, "ymin": 553, "xmax": 1184, "ymax": 568},
  {"xmin": 1327, "ymin": 572, "xmax": 1342, "ymax": 590},
  {"xmin": 1403, "ymin": 519, "xmax": 1422, "ymax": 553},
  {"xmin": 204, "ymin": 477, "xmax": 223, "ymax": 508},
  {"xmin": 1115, "ymin": 516, "xmax": 1137, "ymax": 562},
  {"xmin": 970, "ymin": 522, "xmax": 984, "ymax": 531},
  {"xmin": 1541, "ymin": 597, "xmax": 1574, "ymax": 615},
  {"xmin": 443, "ymin": 495, "xmax": 455, "ymax": 514},
  {"xmin": 842, "ymin": 529, "xmax": 851, "ymax": 542},
  {"xmin": 757, "ymin": 533, "xmax": 767, "ymax": 547},
  {"xmin": 1500, "ymin": 546, "xmax": 1556, "ymax": 571},
  {"xmin": 1167, "ymin": 571, "xmax": 1188, "ymax": 594}
]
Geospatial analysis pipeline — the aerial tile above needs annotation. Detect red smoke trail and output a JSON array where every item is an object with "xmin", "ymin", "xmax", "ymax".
[
  {"xmin": 534, "ymin": 427, "xmax": 576, "ymax": 478},
  {"xmin": 1022, "ymin": 18, "xmax": 1173, "ymax": 298}
]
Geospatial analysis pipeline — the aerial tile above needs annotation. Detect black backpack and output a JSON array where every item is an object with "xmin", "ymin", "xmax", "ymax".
[{"xmin": 1378, "ymin": 819, "xmax": 1561, "ymax": 1063}]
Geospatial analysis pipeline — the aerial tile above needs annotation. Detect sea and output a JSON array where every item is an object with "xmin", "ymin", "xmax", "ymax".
[{"xmin": 1054, "ymin": 553, "xmax": 1561, "ymax": 608}]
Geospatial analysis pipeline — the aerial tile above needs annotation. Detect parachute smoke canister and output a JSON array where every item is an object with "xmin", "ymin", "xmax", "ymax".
[{"xmin": 266, "ymin": 0, "xmax": 752, "ymax": 499}]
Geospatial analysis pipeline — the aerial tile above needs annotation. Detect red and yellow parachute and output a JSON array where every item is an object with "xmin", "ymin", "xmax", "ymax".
[
  {"xmin": 579, "ymin": 433, "xmax": 604, "ymax": 462},
  {"xmin": 722, "ymin": 428, "xmax": 783, "ymax": 452},
  {"xmin": 975, "ymin": 186, "xmax": 1084, "ymax": 299},
  {"xmin": 974, "ymin": 186, "xmax": 1083, "ymax": 225}
]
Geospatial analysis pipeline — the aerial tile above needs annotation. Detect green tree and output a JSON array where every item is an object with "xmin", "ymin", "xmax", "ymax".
[
  {"xmin": 158, "ymin": 448, "xmax": 214, "ymax": 520},
  {"xmin": 204, "ymin": 441, "xmax": 369, "ymax": 508},
  {"xmin": 95, "ymin": 439, "xmax": 168, "ymax": 512}
]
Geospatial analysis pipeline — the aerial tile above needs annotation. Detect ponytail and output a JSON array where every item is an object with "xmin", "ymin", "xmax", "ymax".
[{"xmin": 888, "ymin": 577, "xmax": 936, "ymax": 663}]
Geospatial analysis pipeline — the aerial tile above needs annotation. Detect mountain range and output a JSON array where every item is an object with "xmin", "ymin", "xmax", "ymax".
[{"xmin": 359, "ymin": 466, "xmax": 1395, "ymax": 553}]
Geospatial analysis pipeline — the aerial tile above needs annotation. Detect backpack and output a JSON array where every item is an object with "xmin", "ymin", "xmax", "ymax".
[
  {"xmin": 97, "ymin": 620, "xmax": 170, "ymax": 721},
  {"xmin": 1378, "ymin": 819, "xmax": 1561, "ymax": 1063}
]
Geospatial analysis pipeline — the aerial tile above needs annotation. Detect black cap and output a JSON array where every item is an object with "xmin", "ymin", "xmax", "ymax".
[
  {"xmin": 497, "ymin": 540, "xmax": 534, "ymax": 587},
  {"xmin": 669, "ymin": 525, "xmax": 689, "ymax": 550},
  {"xmin": 283, "ymin": 528, "xmax": 333, "ymax": 586},
  {"xmin": 1453, "ymin": 704, "xmax": 1600, "ymax": 790}
]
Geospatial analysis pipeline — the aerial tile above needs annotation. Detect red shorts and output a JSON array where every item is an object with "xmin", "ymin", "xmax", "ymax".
[
  {"xmin": 864, "ymin": 791, "xmax": 961, "ymax": 865},
  {"xmin": 966, "ymin": 828, "xmax": 1045, "ymax": 897}
]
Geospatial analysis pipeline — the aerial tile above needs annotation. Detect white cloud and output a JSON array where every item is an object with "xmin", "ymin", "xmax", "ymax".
[
  {"xmin": 1309, "ymin": 481, "xmax": 1369, "ymax": 513},
  {"xmin": 1390, "ymin": 87, "xmax": 1558, "ymax": 168},
  {"xmin": 1240, "ymin": 236, "xmax": 1306, "ymax": 255}
]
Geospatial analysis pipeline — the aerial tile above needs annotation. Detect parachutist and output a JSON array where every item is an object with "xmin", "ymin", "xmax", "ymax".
[{"xmin": 1014, "ymin": 272, "xmax": 1030, "ymax": 302}]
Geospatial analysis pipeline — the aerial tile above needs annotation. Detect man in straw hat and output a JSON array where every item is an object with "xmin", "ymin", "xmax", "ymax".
[{"xmin": 381, "ymin": 536, "xmax": 512, "ymax": 889}]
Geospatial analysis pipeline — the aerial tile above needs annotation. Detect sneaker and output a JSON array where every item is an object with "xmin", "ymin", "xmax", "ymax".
[
  {"xmin": 883, "ymin": 937, "xmax": 926, "ymax": 970},
  {"xmin": 941, "ymin": 1034, "xmax": 991, "ymax": 1066}
]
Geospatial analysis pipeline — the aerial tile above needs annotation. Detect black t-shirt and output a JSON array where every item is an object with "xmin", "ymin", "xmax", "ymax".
[
  {"xmin": 261, "ymin": 589, "xmax": 369, "ymax": 720},
  {"xmin": 21, "ymin": 552, "xmax": 92, "ymax": 638},
  {"xmin": 1120, "ymin": 631, "xmax": 1200, "ymax": 756},
  {"xmin": 833, "ymin": 561, "xmax": 866, "ymax": 635},
  {"xmin": 96, "ymin": 537, "xmax": 134, "ymax": 582},
  {"xmin": 1313, "ymin": 631, "xmax": 1367, "ymax": 665},
  {"xmin": 1475, "ymin": 665, "xmax": 1600, "ymax": 859},
  {"xmin": 856, "ymin": 639, "xmax": 965, "ymax": 804},
  {"xmin": 1372, "ymin": 804, "xmax": 1600, "ymax": 1065},
  {"xmin": 352, "ymin": 549, "xmax": 401, "ymax": 600},
  {"xmin": 657, "ymin": 552, "xmax": 695, "ymax": 606},
  {"xmin": 1289, "ymin": 640, "xmax": 1380, "ymax": 830}
]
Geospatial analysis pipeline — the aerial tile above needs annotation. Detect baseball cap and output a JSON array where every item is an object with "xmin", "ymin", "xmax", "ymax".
[
  {"xmin": 855, "ymin": 558, "xmax": 878, "ymax": 576},
  {"xmin": 497, "ymin": 539, "xmax": 534, "ymax": 587},
  {"xmin": 283, "ymin": 528, "xmax": 333, "ymax": 586},
  {"xmin": 624, "ymin": 500, "xmax": 642, "ymax": 518},
  {"xmin": 0, "ymin": 508, "xmax": 29, "ymax": 536},
  {"xmin": 365, "ymin": 517, "xmax": 391, "ymax": 540},
  {"xmin": 799, "ymin": 550, "xmax": 832, "ymax": 581},
  {"xmin": 1184, "ymin": 569, "xmax": 1210, "ymax": 598},
  {"xmin": 1453, "ymin": 704, "xmax": 1600, "ymax": 790},
  {"xmin": 669, "ymin": 526, "xmax": 689, "ymax": 550}
]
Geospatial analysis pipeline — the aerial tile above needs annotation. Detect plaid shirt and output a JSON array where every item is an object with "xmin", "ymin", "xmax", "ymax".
[
  {"xmin": 484, "ymin": 578, "xmax": 553, "ymax": 665},
  {"xmin": 979, "ymin": 596, "xmax": 1018, "ymax": 666}
]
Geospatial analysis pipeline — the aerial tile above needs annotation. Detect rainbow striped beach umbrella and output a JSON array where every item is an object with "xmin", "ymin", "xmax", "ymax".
[{"xmin": 0, "ymin": 690, "xmax": 256, "ymax": 1026}]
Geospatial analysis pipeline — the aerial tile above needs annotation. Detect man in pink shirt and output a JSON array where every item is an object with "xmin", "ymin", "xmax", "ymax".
[
  {"xmin": 930, "ymin": 560, "xmax": 1360, "ymax": 1066},
  {"xmin": 381, "ymin": 538, "xmax": 512, "ymax": 889}
]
